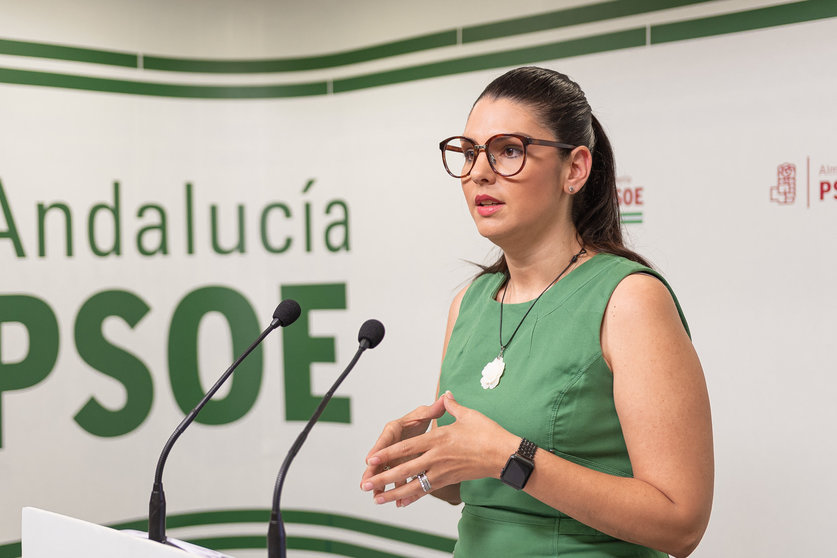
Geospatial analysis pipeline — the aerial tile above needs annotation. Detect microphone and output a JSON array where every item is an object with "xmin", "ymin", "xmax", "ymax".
[
  {"xmin": 149, "ymin": 299, "xmax": 302, "ymax": 544},
  {"xmin": 267, "ymin": 319, "xmax": 385, "ymax": 558}
]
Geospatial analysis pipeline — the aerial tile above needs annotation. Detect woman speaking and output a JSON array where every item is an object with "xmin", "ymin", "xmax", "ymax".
[{"xmin": 360, "ymin": 66, "xmax": 713, "ymax": 558}]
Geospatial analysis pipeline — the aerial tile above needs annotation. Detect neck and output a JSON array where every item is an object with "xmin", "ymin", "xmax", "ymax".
[{"xmin": 500, "ymin": 233, "xmax": 585, "ymax": 303}]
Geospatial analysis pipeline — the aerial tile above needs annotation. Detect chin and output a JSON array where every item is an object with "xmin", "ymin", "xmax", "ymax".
[{"xmin": 473, "ymin": 221, "xmax": 508, "ymax": 245}]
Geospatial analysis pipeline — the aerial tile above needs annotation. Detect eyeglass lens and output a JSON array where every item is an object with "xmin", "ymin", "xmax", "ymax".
[{"xmin": 443, "ymin": 135, "xmax": 526, "ymax": 178}]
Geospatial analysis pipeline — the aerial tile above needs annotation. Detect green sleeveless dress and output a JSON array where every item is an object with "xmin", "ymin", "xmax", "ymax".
[{"xmin": 437, "ymin": 254, "xmax": 688, "ymax": 557}]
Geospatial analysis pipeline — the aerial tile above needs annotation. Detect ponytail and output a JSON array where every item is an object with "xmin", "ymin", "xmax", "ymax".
[{"xmin": 573, "ymin": 115, "xmax": 650, "ymax": 267}]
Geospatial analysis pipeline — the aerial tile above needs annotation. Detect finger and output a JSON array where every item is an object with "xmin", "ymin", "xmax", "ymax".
[
  {"xmin": 371, "ymin": 464, "xmax": 398, "ymax": 497},
  {"xmin": 361, "ymin": 447, "xmax": 409, "ymax": 489},
  {"xmin": 365, "ymin": 420, "xmax": 405, "ymax": 463},
  {"xmin": 365, "ymin": 400, "xmax": 442, "ymax": 465},
  {"xmin": 425, "ymin": 394, "xmax": 447, "ymax": 417},
  {"xmin": 363, "ymin": 463, "xmax": 411, "ymax": 493},
  {"xmin": 397, "ymin": 494, "xmax": 423, "ymax": 508},
  {"xmin": 375, "ymin": 471, "xmax": 434, "ymax": 506},
  {"xmin": 401, "ymin": 397, "xmax": 446, "ymax": 426},
  {"xmin": 378, "ymin": 479, "xmax": 422, "ymax": 505},
  {"xmin": 361, "ymin": 449, "xmax": 392, "ymax": 481},
  {"xmin": 369, "ymin": 431, "xmax": 434, "ymax": 470},
  {"xmin": 361, "ymin": 397, "xmax": 449, "ymax": 490},
  {"xmin": 362, "ymin": 458, "xmax": 428, "ymax": 495},
  {"xmin": 389, "ymin": 474, "xmax": 410, "ymax": 503},
  {"xmin": 442, "ymin": 390, "xmax": 465, "ymax": 419},
  {"xmin": 360, "ymin": 458, "xmax": 390, "ymax": 487}
]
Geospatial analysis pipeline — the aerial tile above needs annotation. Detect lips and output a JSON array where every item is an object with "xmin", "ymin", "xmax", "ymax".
[{"xmin": 475, "ymin": 194, "xmax": 504, "ymax": 217}]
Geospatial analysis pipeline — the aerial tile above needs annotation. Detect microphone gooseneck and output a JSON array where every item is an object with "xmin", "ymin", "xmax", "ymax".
[
  {"xmin": 268, "ymin": 319, "xmax": 385, "ymax": 558},
  {"xmin": 148, "ymin": 299, "xmax": 301, "ymax": 544}
]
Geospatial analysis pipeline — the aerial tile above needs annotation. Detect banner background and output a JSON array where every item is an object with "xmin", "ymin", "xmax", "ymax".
[{"xmin": 2, "ymin": 1, "xmax": 836, "ymax": 556}]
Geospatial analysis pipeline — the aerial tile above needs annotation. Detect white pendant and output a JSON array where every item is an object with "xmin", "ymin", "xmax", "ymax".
[{"xmin": 480, "ymin": 355, "xmax": 505, "ymax": 389}]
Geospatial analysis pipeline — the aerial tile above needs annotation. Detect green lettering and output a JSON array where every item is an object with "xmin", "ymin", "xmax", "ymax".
[
  {"xmin": 0, "ymin": 295, "xmax": 59, "ymax": 448},
  {"xmin": 324, "ymin": 200, "xmax": 350, "ymax": 252},
  {"xmin": 38, "ymin": 202, "xmax": 73, "ymax": 257},
  {"xmin": 260, "ymin": 203, "xmax": 292, "ymax": 254},
  {"xmin": 210, "ymin": 205, "xmax": 246, "ymax": 254},
  {"xmin": 168, "ymin": 286, "xmax": 261, "ymax": 424},
  {"xmin": 136, "ymin": 204, "xmax": 169, "ymax": 256},
  {"xmin": 88, "ymin": 181, "xmax": 122, "ymax": 257},
  {"xmin": 186, "ymin": 182, "xmax": 195, "ymax": 255},
  {"xmin": 73, "ymin": 290, "xmax": 153, "ymax": 437},
  {"xmin": 302, "ymin": 178, "xmax": 315, "ymax": 253},
  {"xmin": 281, "ymin": 283, "xmax": 348, "ymax": 423},
  {"xmin": 304, "ymin": 202, "xmax": 312, "ymax": 253},
  {"xmin": 0, "ymin": 179, "xmax": 25, "ymax": 258}
]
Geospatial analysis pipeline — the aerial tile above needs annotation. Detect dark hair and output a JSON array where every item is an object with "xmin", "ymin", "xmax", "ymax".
[{"xmin": 472, "ymin": 66, "xmax": 650, "ymax": 274}]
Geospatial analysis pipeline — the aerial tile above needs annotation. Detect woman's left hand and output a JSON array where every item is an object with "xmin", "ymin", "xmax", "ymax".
[{"xmin": 361, "ymin": 391, "xmax": 518, "ymax": 507}]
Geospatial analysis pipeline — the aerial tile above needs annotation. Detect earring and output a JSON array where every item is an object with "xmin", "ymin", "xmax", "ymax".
[{"xmin": 568, "ymin": 186, "xmax": 575, "ymax": 193}]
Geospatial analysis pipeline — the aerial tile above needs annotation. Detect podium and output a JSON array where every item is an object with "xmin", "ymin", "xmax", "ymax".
[{"xmin": 21, "ymin": 507, "xmax": 229, "ymax": 558}]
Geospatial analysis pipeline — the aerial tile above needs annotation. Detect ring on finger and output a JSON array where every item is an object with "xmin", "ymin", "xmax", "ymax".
[{"xmin": 416, "ymin": 471, "xmax": 432, "ymax": 493}]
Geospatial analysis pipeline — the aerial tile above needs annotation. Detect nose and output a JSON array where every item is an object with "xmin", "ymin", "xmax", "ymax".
[{"xmin": 468, "ymin": 146, "xmax": 495, "ymax": 184}]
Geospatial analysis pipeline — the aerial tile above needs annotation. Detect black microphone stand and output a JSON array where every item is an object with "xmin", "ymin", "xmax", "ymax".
[
  {"xmin": 149, "ymin": 301, "xmax": 300, "ymax": 544},
  {"xmin": 267, "ymin": 320, "xmax": 384, "ymax": 558}
]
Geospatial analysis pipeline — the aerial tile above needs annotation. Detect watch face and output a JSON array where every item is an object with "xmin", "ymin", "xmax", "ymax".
[{"xmin": 501, "ymin": 455, "xmax": 533, "ymax": 489}]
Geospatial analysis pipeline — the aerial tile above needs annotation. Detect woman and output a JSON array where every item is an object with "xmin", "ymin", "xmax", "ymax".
[{"xmin": 360, "ymin": 66, "xmax": 713, "ymax": 557}]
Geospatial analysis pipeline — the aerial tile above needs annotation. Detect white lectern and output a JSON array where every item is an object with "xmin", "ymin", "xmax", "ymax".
[{"xmin": 21, "ymin": 507, "xmax": 231, "ymax": 558}]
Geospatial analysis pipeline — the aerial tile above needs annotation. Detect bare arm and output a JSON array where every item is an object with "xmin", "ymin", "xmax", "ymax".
[
  {"xmin": 519, "ymin": 274, "xmax": 714, "ymax": 556},
  {"xmin": 362, "ymin": 274, "xmax": 713, "ymax": 557}
]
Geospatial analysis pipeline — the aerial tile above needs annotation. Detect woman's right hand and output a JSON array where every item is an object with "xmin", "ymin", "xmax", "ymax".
[{"xmin": 360, "ymin": 395, "xmax": 448, "ymax": 505}]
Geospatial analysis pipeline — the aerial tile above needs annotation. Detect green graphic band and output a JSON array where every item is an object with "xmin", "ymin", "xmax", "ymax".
[
  {"xmin": 0, "ymin": 509, "xmax": 456, "ymax": 558},
  {"xmin": 0, "ymin": 0, "xmax": 835, "ymax": 99}
]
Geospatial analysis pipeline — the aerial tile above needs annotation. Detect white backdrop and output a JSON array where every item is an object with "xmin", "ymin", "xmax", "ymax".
[{"xmin": 1, "ymin": 1, "xmax": 836, "ymax": 557}]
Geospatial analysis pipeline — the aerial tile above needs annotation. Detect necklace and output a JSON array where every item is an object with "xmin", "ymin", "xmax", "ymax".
[{"xmin": 480, "ymin": 247, "xmax": 587, "ymax": 389}]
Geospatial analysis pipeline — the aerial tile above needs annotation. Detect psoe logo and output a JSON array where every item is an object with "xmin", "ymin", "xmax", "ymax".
[
  {"xmin": 770, "ymin": 158, "xmax": 837, "ymax": 208},
  {"xmin": 616, "ymin": 175, "xmax": 644, "ymax": 225},
  {"xmin": 769, "ymin": 163, "xmax": 796, "ymax": 205}
]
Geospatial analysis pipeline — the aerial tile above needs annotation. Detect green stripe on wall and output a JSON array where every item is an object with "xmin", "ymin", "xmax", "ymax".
[
  {"xmin": 620, "ymin": 211, "xmax": 643, "ymax": 223},
  {"xmin": 143, "ymin": 30, "xmax": 457, "ymax": 73},
  {"xmin": 283, "ymin": 510, "xmax": 455, "ymax": 552},
  {"xmin": 107, "ymin": 509, "xmax": 267, "ymax": 530},
  {"xmin": 0, "ymin": 1, "xmax": 707, "ymax": 73},
  {"xmin": 0, "ymin": 1, "xmax": 834, "ymax": 98},
  {"xmin": 0, "ymin": 509, "xmax": 456, "ymax": 558},
  {"xmin": 0, "ymin": 38, "xmax": 137, "ymax": 68},
  {"xmin": 0, "ymin": 535, "xmax": 419, "ymax": 558},
  {"xmin": 109, "ymin": 509, "xmax": 456, "ymax": 552},
  {"xmin": 191, "ymin": 535, "xmax": 409, "ymax": 557},
  {"xmin": 462, "ymin": 0, "xmax": 714, "ymax": 42},
  {"xmin": 0, "ymin": 29, "xmax": 645, "ymax": 99},
  {"xmin": 650, "ymin": 0, "xmax": 837, "ymax": 43},
  {"xmin": 0, "ymin": 0, "xmax": 811, "ymax": 74},
  {"xmin": 143, "ymin": 0, "xmax": 706, "ymax": 74},
  {"xmin": 333, "ymin": 28, "xmax": 645, "ymax": 93},
  {"xmin": 0, "ymin": 542, "xmax": 20, "ymax": 558},
  {"xmin": 0, "ymin": 67, "xmax": 327, "ymax": 98},
  {"xmin": 285, "ymin": 536, "xmax": 405, "ymax": 557}
]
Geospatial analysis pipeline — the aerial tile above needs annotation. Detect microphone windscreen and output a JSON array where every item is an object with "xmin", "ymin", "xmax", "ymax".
[
  {"xmin": 273, "ymin": 299, "xmax": 301, "ymax": 327},
  {"xmin": 358, "ymin": 319, "xmax": 385, "ymax": 349}
]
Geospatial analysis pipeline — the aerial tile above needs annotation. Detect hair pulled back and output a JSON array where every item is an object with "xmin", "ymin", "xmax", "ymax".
[{"xmin": 473, "ymin": 66, "xmax": 650, "ymax": 274}]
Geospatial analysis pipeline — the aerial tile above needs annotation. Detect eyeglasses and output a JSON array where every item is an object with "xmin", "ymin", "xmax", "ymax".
[{"xmin": 439, "ymin": 133, "xmax": 576, "ymax": 178}]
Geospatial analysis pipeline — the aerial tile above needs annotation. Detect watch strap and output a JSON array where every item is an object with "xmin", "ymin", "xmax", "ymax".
[{"xmin": 517, "ymin": 438, "xmax": 537, "ymax": 461}]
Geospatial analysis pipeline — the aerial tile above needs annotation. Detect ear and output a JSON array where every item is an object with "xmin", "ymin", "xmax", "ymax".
[{"xmin": 564, "ymin": 146, "xmax": 592, "ymax": 195}]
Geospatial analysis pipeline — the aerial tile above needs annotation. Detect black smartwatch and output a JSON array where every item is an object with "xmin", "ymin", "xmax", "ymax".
[{"xmin": 500, "ymin": 438, "xmax": 537, "ymax": 490}]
